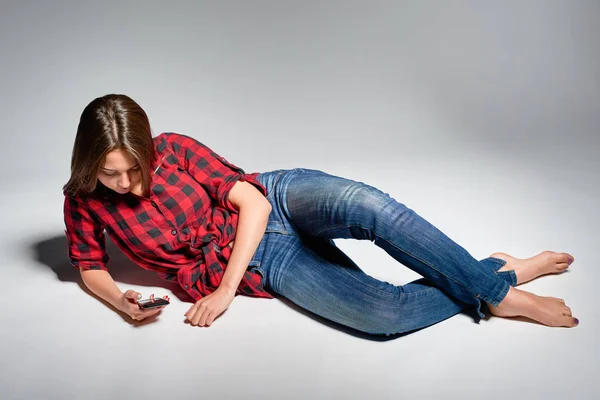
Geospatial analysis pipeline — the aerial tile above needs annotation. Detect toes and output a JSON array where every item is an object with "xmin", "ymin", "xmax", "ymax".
[
  {"xmin": 548, "ymin": 263, "xmax": 569, "ymax": 272},
  {"xmin": 543, "ymin": 251, "xmax": 574, "ymax": 265},
  {"xmin": 560, "ymin": 253, "xmax": 575, "ymax": 265},
  {"xmin": 546, "ymin": 251, "xmax": 563, "ymax": 263},
  {"xmin": 563, "ymin": 306, "xmax": 572, "ymax": 316},
  {"xmin": 556, "ymin": 262, "xmax": 570, "ymax": 271},
  {"xmin": 557, "ymin": 315, "xmax": 578, "ymax": 327}
]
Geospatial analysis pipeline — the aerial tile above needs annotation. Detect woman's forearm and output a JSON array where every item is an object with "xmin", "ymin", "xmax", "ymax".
[
  {"xmin": 219, "ymin": 200, "xmax": 272, "ymax": 294},
  {"xmin": 80, "ymin": 269, "xmax": 124, "ymax": 308}
]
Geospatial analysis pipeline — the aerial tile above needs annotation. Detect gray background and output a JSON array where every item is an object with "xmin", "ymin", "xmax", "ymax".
[{"xmin": 1, "ymin": 1, "xmax": 598, "ymax": 399}]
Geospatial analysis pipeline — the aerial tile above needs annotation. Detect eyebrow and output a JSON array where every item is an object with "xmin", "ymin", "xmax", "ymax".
[{"xmin": 101, "ymin": 164, "xmax": 139, "ymax": 172}]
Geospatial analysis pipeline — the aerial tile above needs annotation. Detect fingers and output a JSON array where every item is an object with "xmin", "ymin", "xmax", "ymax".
[
  {"xmin": 143, "ymin": 293, "xmax": 170, "ymax": 302},
  {"xmin": 183, "ymin": 304, "xmax": 195, "ymax": 323},
  {"xmin": 204, "ymin": 313, "xmax": 216, "ymax": 326},
  {"xmin": 142, "ymin": 307, "xmax": 164, "ymax": 317},
  {"xmin": 127, "ymin": 292, "xmax": 171, "ymax": 321},
  {"xmin": 185, "ymin": 303, "xmax": 216, "ymax": 327},
  {"xmin": 196, "ymin": 306, "xmax": 211, "ymax": 327},
  {"xmin": 124, "ymin": 289, "xmax": 142, "ymax": 301},
  {"xmin": 131, "ymin": 306, "xmax": 165, "ymax": 321},
  {"xmin": 185, "ymin": 302, "xmax": 205, "ymax": 326},
  {"xmin": 127, "ymin": 291, "xmax": 170, "ymax": 303}
]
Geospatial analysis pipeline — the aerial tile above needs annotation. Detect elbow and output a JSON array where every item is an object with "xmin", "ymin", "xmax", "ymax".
[
  {"xmin": 263, "ymin": 199, "xmax": 272, "ymax": 213},
  {"xmin": 256, "ymin": 199, "xmax": 272, "ymax": 219},
  {"xmin": 252, "ymin": 193, "xmax": 272, "ymax": 212},
  {"xmin": 255, "ymin": 197, "xmax": 272, "ymax": 217}
]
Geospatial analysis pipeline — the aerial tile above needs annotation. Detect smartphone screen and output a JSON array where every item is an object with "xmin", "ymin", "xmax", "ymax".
[{"xmin": 137, "ymin": 297, "xmax": 170, "ymax": 309}]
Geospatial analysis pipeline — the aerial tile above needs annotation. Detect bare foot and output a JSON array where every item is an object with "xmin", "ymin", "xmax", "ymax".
[
  {"xmin": 489, "ymin": 250, "xmax": 574, "ymax": 285},
  {"xmin": 487, "ymin": 286, "xmax": 579, "ymax": 327}
]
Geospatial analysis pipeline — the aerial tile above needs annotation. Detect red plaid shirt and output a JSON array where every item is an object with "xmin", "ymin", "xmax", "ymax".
[{"xmin": 63, "ymin": 132, "xmax": 274, "ymax": 301}]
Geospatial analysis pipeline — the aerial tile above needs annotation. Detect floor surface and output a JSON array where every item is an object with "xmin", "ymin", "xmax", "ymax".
[{"xmin": 1, "ymin": 1, "xmax": 598, "ymax": 399}]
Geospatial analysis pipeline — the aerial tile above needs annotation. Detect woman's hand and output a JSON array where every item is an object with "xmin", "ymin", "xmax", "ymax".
[
  {"xmin": 116, "ymin": 289, "xmax": 169, "ymax": 321},
  {"xmin": 184, "ymin": 287, "xmax": 235, "ymax": 327}
]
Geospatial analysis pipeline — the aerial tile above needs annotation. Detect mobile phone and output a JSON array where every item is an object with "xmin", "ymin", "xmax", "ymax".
[{"xmin": 137, "ymin": 297, "xmax": 170, "ymax": 309}]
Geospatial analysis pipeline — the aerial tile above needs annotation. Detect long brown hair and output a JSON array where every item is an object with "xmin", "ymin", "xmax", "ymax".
[{"xmin": 63, "ymin": 94, "xmax": 157, "ymax": 199}]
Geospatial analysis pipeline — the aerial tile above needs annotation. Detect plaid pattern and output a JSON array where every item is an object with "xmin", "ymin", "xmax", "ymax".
[{"xmin": 64, "ymin": 132, "xmax": 274, "ymax": 300}]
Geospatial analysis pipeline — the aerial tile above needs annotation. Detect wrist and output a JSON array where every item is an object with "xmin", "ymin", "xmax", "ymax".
[
  {"xmin": 110, "ymin": 292, "xmax": 125, "ymax": 310},
  {"xmin": 218, "ymin": 285, "xmax": 237, "ymax": 296}
]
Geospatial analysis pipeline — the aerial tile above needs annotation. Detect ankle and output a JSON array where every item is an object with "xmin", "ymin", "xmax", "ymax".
[
  {"xmin": 487, "ymin": 287, "xmax": 524, "ymax": 317},
  {"xmin": 490, "ymin": 286, "xmax": 518, "ymax": 309}
]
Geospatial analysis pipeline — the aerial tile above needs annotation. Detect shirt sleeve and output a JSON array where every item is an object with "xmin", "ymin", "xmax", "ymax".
[
  {"xmin": 63, "ymin": 195, "xmax": 110, "ymax": 272},
  {"xmin": 163, "ymin": 132, "xmax": 267, "ymax": 212}
]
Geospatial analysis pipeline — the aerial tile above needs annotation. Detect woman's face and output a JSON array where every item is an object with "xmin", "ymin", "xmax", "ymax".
[{"xmin": 97, "ymin": 149, "xmax": 141, "ymax": 194}]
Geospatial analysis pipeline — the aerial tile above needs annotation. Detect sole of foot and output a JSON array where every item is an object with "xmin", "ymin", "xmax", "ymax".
[{"xmin": 488, "ymin": 286, "xmax": 579, "ymax": 327}]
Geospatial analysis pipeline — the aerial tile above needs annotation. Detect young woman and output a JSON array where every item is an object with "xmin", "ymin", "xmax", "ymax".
[{"xmin": 63, "ymin": 94, "xmax": 578, "ymax": 335}]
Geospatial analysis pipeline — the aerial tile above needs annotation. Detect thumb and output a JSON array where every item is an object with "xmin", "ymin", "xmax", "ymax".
[{"xmin": 124, "ymin": 289, "xmax": 142, "ymax": 301}]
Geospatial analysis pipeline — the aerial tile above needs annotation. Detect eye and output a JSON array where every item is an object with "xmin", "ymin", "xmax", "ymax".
[{"xmin": 102, "ymin": 166, "xmax": 140, "ymax": 177}]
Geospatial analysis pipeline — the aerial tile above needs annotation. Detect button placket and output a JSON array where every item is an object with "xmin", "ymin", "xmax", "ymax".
[{"xmin": 149, "ymin": 197, "xmax": 179, "ymax": 238}]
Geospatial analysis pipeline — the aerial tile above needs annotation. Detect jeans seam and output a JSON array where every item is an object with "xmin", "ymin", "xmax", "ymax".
[
  {"xmin": 314, "ymin": 223, "xmax": 353, "ymax": 236},
  {"xmin": 314, "ymin": 223, "xmax": 485, "ymax": 302},
  {"xmin": 265, "ymin": 171, "xmax": 285, "ymax": 200},
  {"xmin": 488, "ymin": 257, "xmax": 508, "ymax": 266},
  {"xmin": 482, "ymin": 280, "xmax": 510, "ymax": 307},
  {"xmin": 509, "ymin": 270, "xmax": 518, "ymax": 286},
  {"xmin": 398, "ymin": 287, "xmax": 438, "ymax": 299}
]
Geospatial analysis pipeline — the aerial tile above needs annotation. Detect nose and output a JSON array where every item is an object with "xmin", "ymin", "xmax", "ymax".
[{"xmin": 118, "ymin": 172, "xmax": 131, "ymax": 189}]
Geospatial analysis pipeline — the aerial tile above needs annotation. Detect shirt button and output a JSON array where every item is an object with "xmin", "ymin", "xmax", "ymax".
[
  {"xmin": 171, "ymin": 229, "xmax": 177, "ymax": 235},
  {"xmin": 184, "ymin": 285, "xmax": 189, "ymax": 289},
  {"xmin": 151, "ymin": 201, "xmax": 158, "ymax": 207}
]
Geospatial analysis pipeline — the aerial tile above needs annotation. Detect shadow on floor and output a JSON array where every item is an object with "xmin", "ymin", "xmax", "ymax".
[
  {"xmin": 273, "ymin": 295, "xmax": 437, "ymax": 341},
  {"xmin": 31, "ymin": 233, "xmax": 193, "ymax": 323},
  {"xmin": 30, "ymin": 232, "xmax": 469, "ymax": 338}
]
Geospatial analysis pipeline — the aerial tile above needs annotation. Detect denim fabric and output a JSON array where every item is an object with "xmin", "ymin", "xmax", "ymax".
[{"xmin": 248, "ymin": 168, "xmax": 517, "ymax": 336}]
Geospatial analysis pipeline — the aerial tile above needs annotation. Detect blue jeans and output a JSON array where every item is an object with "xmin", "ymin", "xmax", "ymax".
[{"xmin": 250, "ymin": 168, "xmax": 517, "ymax": 336}]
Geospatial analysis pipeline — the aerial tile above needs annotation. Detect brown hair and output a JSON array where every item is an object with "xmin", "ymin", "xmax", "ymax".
[{"xmin": 63, "ymin": 94, "xmax": 157, "ymax": 199}]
